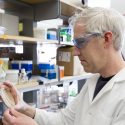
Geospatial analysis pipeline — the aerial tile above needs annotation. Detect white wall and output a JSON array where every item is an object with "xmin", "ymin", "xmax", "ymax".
[
  {"xmin": 88, "ymin": 0, "xmax": 110, "ymax": 8},
  {"xmin": 61, "ymin": 0, "xmax": 125, "ymax": 14},
  {"xmin": 111, "ymin": 0, "xmax": 125, "ymax": 14},
  {"xmin": 110, "ymin": 0, "xmax": 125, "ymax": 58}
]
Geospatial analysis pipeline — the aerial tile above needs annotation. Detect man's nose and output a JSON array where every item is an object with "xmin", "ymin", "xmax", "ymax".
[{"xmin": 73, "ymin": 46, "xmax": 80, "ymax": 56}]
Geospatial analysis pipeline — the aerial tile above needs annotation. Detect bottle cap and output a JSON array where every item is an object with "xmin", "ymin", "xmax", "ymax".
[{"xmin": 21, "ymin": 68, "xmax": 26, "ymax": 73}]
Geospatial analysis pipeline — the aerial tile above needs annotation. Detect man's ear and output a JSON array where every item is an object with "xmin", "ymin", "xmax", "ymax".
[{"xmin": 104, "ymin": 31, "xmax": 113, "ymax": 49}]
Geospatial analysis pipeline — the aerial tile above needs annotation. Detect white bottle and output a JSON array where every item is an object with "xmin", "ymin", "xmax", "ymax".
[{"xmin": 20, "ymin": 68, "xmax": 28, "ymax": 83}]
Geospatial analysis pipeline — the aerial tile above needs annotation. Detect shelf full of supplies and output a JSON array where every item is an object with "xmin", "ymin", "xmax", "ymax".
[
  {"xmin": 0, "ymin": 34, "xmax": 42, "ymax": 43},
  {"xmin": 0, "ymin": 34, "xmax": 74, "ymax": 47}
]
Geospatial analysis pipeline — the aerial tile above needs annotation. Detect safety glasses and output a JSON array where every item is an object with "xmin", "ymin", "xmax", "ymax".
[{"xmin": 73, "ymin": 33, "xmax": 102, "ymax": 49}]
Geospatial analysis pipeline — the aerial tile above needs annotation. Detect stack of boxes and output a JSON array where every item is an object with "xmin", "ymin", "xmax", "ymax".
[
  {"xmin": 38, "ymin": 63, "xmax": 56, "ymax": 79},
  {"xmin": 56, "ymin": 46, "xmax": 85, "ymax": 76}
]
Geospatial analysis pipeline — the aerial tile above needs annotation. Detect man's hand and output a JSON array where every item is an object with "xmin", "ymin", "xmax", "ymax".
[
  {"xmin": 2, "ymin": 108, "xmax": 38, "ymax": 125},
  {"xmin": 0, "ymin": 81, "xmax": 20, "ymax": 104},
  {"xmin": 0, "ymin": 82, "xmax": 36, "ymax": 118}
]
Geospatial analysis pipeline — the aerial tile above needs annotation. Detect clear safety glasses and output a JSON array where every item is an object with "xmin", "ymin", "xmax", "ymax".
[{"xmin": 73, "ymin": 33, "xmax": 102, "ymax": 49}]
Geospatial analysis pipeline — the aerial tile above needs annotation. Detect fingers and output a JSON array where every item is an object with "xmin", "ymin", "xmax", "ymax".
[
  {"xmin": 1, "ymin": 82, "xmax": 26, "ymax": 112},
  {"xmin": 2, "ymin": 109, "xmax": 15, "ymax": 124},
  {"xmin": 3, "ymin": 109, "xmax": 22, "ymax": 120},
  {"xmin": 0, "ymin": 82, "xmax": 26, "ymax": 114},
  {"xmin": 0, "ymin": 81, "xmax": 14, "ymax": 90},
  {"xmin": 0, "ymin": 83, "xmax": 10, "ymax": 90},
  {"xmin": 2, "ymin": 118, "xmax": 9, "ymax": 125},
  {"xmin": 3, "ymin": 82, "xmax": 19, "ymax": 104},
  {"xmin": 3, "ymin": 108, "xmax": 38, "ymax": 125},
  {"xmin": 2, "ymin": 81, "xmax": 17, "ymax": 90},
  {"xmin": 9, "ymin": 108, "xmax": 22, "ymax": 117},
  {"xmin": 2, "ymin": 108, "xmax": 23, "ymax": 125},
  {"xmin": 0, "ymin": 82, "xmax": 19, "ymax": 105}
]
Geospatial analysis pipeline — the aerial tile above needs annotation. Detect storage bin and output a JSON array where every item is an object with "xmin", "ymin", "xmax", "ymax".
[
  {"xmin": 41, "ymin": 69, "xmax": 56, "ymax": 79},
  {"xmin": 11, "ymin": 60, "xmax": 33, "ymax": 78},
  {"xmin": 47, "ymin": 31, "xmax": 57, "ymax": 40},
  {"xmin": 38, "ymin": 63, "xmax": 56, "ymax": 79},
  {"xmin": 38, "ymin": 63, "xmax": 55, "ymax": 70},
  {"xmin": 5, "ymin": 69, "xmax": 19, "ymax": 85}
]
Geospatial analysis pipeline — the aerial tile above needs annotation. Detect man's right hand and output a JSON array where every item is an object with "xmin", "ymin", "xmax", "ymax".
[{"xmin": 2, "ymin": 108, "xmax": 38, "ymax": 125}]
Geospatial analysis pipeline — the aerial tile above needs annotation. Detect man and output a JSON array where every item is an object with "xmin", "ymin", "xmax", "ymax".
[{"xmin": 2, "ymin": 7, "xmax": 125, "ymax": 125}]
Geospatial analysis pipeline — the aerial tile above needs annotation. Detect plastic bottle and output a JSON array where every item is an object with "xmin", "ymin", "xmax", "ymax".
[
  {"xmin": 20, "ymin": 68, "xmax": 28, "ymax": 83},
  {"xmin": 0, "ymin": 60, "xmax": 6, "ymax": 82}
]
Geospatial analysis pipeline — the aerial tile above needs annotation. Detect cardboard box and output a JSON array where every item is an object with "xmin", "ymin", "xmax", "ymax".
[{"xmin": 56, "ymin": 46, "xmax": 84, "ymax": 76}]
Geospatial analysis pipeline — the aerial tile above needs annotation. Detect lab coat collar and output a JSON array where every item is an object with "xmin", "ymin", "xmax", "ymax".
[
  {"xmin": 113, "ymin": 67, "xmax": 125, "ymax": 82},
  {"xmin": 87, "ymin": 67, "xmax": 125, "ymax": 104}
]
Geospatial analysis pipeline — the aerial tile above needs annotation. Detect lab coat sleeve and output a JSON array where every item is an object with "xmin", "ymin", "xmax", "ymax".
[
  {"xmin": 34, "ymin": 95, "xmax": 80, "ymax": 125},
  {"xmin": 33, "ymin": 82, "xmax": 88, "ymax": 125},
  {"xmin": 111, "ymin": 101, "xmax": 125, "ymax": 125},
  {"xmin": 34, "ymin": 81, "xmax": 88, "ymax": 125}
]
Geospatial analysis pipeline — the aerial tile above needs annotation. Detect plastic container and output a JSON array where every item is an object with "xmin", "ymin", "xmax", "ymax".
[
  {"xmin": 0, "ymin": 26, "xmax": 6, "ymax": 35},
  {"xmin": 19, "ymin": 68, "xmax": 28, "ymax": 83},
  {"xmin": 59, "ymin": 66, "xmax": 64, "ymax": 78},
  {"xmin": 21, "ymin": 61, "xmax": 33, "ymax": 71},
  {"xmin": 21, "ymin": 61, "xmax": 32, "ymax": 78},
  {"xmin": 38, "ymin": 63, "xmax": 56, "ymax": 79},
  {"xmin": 0, "ymin": 60, "xmax": 6, "ymax": 82},
  {"xmin": 11, "ymin": 60, "xmax": 33, "ymax": 78},
  {"xmin": 38, "ymin": 63, "xmax": 55, "ymax": 70},
  {"xmin": 41, "ymin": 69, "xmax": 56, "ymax": 79},
  {"xmin": 33, "ymin": 28, "xmax": 47, "ymax": 40},
  {"xmin": 0, "ymin": 58, "xmax": 9, "ymax": 70},
  {"xmin": 47, "ymin": 31, "xmax": 57, "ymax": 40},
  {"xmin": 5, "ymin": 70, "xmax": 19, "ymax": 85}
]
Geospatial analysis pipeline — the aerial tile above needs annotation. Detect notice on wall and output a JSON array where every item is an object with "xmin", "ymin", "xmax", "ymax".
[{"xmin": 58, "ymin": 51, "xmax": 71, "ymax": 62}]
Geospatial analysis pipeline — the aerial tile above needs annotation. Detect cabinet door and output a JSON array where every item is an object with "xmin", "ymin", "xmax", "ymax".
[{"xmin": 1, "ymin": 13, "xmax": 19, "ymax": 35}]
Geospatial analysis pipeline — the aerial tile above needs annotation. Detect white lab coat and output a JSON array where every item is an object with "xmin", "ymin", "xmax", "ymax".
[{"xmin": 34, "ymin": 67, "xmax": 125, "ymax": 125}]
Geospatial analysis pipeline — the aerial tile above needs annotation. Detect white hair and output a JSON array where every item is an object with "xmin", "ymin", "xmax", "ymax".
[{"xmin": 69, "ymin": 7, "xmax": 125, "ymax": 51}]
